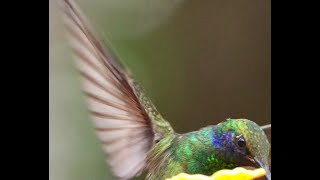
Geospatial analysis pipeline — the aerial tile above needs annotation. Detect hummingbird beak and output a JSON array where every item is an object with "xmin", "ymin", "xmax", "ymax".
[
  {"xmin": 245, "ymin": 156, "xmax": 271, "ymax": 180},
  {"xmin": 253, "ymin": 157, "xmax": 271, "ymax": 180}
]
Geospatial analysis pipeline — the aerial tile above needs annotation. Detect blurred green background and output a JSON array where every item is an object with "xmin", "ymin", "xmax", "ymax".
[{"xmin": 49, "ymin": 0, "xmax": 270, "ymax": 179}]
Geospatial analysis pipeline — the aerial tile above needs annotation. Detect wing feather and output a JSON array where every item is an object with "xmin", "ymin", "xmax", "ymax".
[{"xmin": 59, "ymin": 0, "xmax": 171, "ymax": 179}]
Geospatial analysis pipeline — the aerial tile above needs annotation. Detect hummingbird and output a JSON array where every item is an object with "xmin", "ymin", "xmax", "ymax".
[{"xmin": 59, "ymin": 0, "xmax": 271, "ymax": 179}]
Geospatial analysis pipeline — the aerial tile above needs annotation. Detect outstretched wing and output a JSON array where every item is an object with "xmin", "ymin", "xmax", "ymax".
[
  {"xmin": 261, "ymin": 124, "xmax": 271, "ymax": 144},
  {"xmin": 60, "ymin": 0, "xmax": 174, "ymax": 179}
]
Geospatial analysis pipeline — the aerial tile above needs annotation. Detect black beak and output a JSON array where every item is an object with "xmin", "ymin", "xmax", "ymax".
[
  {"xmin": 244, "ymin": 156, "xmax": 271, "ymax": 180},
  {"xmin": 253, "ymin": 157, "xmax": 271, "ymax": 180}
]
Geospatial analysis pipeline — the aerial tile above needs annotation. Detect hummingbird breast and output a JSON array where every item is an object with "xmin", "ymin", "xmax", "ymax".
[{"xmin": 147, "ymin": 127, "xmax": 219, "ymax": 179}]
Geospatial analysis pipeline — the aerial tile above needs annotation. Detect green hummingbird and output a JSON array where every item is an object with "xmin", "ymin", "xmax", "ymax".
[{"xmin": 60, "ymin": 0, "xmax": 271, "ymax": 179}]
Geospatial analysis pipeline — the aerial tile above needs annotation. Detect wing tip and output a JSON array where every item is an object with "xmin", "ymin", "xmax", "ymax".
[{"xmin": 261, "ymin": 124, "xmax": 271, "ymax": 130}]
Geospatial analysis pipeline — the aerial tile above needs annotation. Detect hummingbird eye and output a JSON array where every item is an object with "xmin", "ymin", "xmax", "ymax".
[{"xmin": 236, "ymin": 135, "xmax": 246, "ymax": 148}]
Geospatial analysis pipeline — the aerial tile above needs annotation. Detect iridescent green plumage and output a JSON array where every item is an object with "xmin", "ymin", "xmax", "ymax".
[
  {"xmin": 61, "ymin": 1, "xmax": 271, "ymax": 179},
  {"xmin": 147, "ymin": 119, "xmax": 270, "ymax": 179}
]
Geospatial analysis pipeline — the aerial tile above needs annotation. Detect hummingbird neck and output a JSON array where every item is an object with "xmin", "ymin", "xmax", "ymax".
[
  {"xmin": 171, "ymin": 127, "xmax": 237, "ymax": 176},
  {"xmin": 189, "ymin": 127, "xmax": 238, "ymax": 175},
  {"xmin": 146, "ymin": 126, "xmax": 240, "ymax": 179}
]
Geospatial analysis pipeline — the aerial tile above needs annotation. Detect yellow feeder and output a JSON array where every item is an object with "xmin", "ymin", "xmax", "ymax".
[{"xmin": 166, "ymin": 167, "xmax": 266, "ymax": 180}]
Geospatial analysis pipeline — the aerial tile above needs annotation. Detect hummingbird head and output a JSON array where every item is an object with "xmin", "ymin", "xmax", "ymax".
[{"xmin": 212, "ymin": 119, "xmax": 271, "ymax": 180}]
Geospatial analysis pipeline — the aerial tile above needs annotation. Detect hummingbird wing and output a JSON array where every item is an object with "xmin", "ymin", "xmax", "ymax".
[
  {"xmin": 261, "ymin": 124, "xmax": 271, "ymax": 144},
  {"xmin": 60, "ymin": 0, "xmax": 174, "ymax": 179}
]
